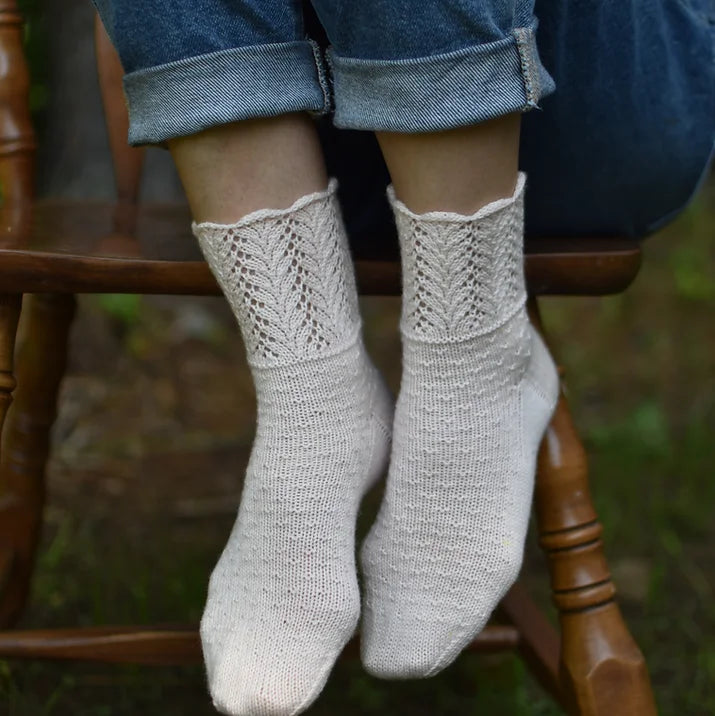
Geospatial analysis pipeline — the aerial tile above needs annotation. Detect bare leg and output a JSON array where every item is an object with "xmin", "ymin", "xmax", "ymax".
[
  {"xmin": 168, "ymin": 113, "xmax": 328, "ymax": 222},
  {"xmin": 376, "ymin": 113, "xmax": 521, "ymax": 213}
]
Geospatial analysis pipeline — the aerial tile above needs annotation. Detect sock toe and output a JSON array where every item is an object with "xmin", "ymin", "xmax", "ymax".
[
  {"xmin": 205, "ymin": 630, "xmax": 342, "ymax": 716},
  {"xmin": 361, "ymin": 591, "xmax": 492, "ymax": 679},
  {"xmin": 361, "ymin": 623, "xmax": 445, "ymax": 679}
]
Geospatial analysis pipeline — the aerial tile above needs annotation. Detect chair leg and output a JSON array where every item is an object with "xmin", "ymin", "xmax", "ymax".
[
  {"xmin": 0, "ymin": 293, "xmax": 76, "ymax": 627},
  {"xmin": 0, "ymin": 294, "xmax": 22, "ymax": 617},
  {"xmin": 529, "ymin": 299, "xmax": 657, "ymax": 715}
]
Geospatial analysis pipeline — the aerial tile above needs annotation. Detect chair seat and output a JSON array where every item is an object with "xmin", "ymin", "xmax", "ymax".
[{"xmin": 0, "ymin": 200, "xmax": 641, "ymax": 296}]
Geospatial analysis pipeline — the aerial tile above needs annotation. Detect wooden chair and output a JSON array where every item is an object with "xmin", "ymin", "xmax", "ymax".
[{"xmin": 0, "ymin": 3, "xmax": 658, "ymax": 713}]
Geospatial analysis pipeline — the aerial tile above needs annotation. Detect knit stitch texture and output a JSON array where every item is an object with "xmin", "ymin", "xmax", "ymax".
[
  {"xmin": 360, "ymin": 173, "xmax": 559, "ymax": 678},
  {"xmin": 193, "ymin": 181, "xmax": 392, "ymax": 715}
]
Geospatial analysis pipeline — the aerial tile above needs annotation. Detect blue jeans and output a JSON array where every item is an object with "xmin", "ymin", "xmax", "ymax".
[
  {"xmin": 93, "ymin": 0, "xmax": 554, "ymax": 141},
  {"xmin": 94, "ymin": 0, "xmax": 714, "ymax": 237}
]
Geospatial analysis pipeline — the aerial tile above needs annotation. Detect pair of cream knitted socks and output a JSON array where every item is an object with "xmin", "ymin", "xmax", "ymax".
[{"xmin": 192, "ymin": 175, "xmax": 558, "ymax": 715}]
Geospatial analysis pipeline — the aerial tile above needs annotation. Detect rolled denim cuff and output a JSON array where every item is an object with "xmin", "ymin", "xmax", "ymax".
[
  {"xmin": 123, "ymin": 40, "xmax": 330, "ymax": 146},
  {"xmin": 328, "ymin": 26, "xmax": 555, "ymax": 132}
]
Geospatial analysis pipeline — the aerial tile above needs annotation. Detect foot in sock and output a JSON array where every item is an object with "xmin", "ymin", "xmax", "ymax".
[
  {"xmin": 360, "ymin": 173, "xmax": 559, "ymax": 679},
  {"xmin": 193, "ymin": 181, "xmax": 392, "ymax": 715}
]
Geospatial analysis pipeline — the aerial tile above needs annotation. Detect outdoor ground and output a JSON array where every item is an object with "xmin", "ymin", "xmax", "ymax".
[{"xmin": 0, "ymin": 180, "xmax": 713, "ymax": 715}]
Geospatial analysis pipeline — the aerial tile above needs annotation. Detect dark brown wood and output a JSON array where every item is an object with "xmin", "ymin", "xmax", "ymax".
[
  {"xmin": 465, "ymin": 624, "xmax": 520, "ymax": 652},
  {"xmin": 523, "ymin": 239, "xmax": 641, "ymax": 298},
  {"xmin": 0, "ymin": 294, "xmax": 76, "ymax": 627},
  {"xmin": 0, "ymin": 200, "xmax": 642, "ymax": 296},
  {"xmin": 530, "ymin": 300, "xmax": 657, "ymax": 715},
  {"xmin": 0, "ymin": 542, "xmax": 11, "ymax": 593},
  {"xmin": 0, "ymin": 624, "xmax": 520, "ymax": 665},
  {"xmin": 0, "ymin": 625, "xmax": 201, "ymax": 665},
  {"xmin": 0, "ymin": 0, "xmax": 32, "ymax": 627},
  {"xmin": 95, "ymin": 13, "xmax": 145, "ymax": 237},
  {"xmin": 0, "ymin": 293, "xmax": 21, "ymax": 628},
  {"xmin": 500, "ymin": 583, "xmax": 564, "ymax": 708},
  {"xmin": 0, "ymin": 0, "xmax": 35, "ymax": 205},
  {"xmin": 0, "ymin": 294, "xmax": 20, "ymax": 429}
]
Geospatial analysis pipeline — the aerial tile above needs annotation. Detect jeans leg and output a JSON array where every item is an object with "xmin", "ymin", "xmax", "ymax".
[
  {"xmin": 92, "ymin": 0, "xmax": 330, "ymax": 145},
  {"xmin": 521, "ymin": 0, "xmax": 715, "ymax": 237},
  {"xmin": 310, "ymin": 0, "xmax": 554, "ymax": 131}
]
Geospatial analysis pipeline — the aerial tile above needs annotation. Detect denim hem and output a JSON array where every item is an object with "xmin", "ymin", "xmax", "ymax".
[
  {"xmin": 123, "ymin": 40, "xmax": 330, "ymax": 146},
  {"xmin": 327, "ymin": 26, "xmax": 555, "ymax": 132}
]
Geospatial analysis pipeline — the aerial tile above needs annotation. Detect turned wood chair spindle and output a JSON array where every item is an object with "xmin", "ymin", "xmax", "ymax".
[{"xmin": 0, "ymin": 4, "xmax": 658, "ymax": 714}]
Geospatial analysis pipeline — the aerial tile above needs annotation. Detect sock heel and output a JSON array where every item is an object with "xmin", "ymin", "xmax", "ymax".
[
  {"xmin": 525, "ymin": 325, "xmax": 560, "ymax": 410},
  {"xmin": 364, "ymin": 367, "xmax": 394, "ymax": 490}
]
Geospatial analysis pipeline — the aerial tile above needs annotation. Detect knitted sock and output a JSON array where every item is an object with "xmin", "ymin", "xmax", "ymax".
[
  {"xmin": 193, "ymin": 180, "xmax": 392, "ymax": 716},
  {"xmin": 360, "ymin": 173, "xmax": 558, "ymax": 679}
]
